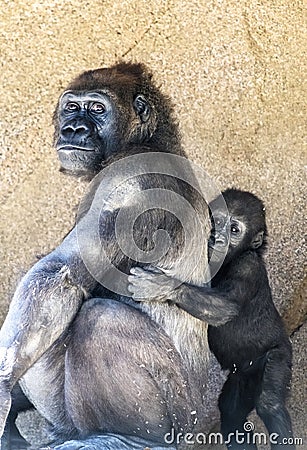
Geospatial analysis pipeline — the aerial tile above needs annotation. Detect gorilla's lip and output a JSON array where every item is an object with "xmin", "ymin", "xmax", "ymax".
[
  {"xmin": 58, "ymin": 145, "xmax": 95, "ymax": 152},
  {"xmin": 208, "ymin": 242, "xmax": 226, "ymax": 250}
]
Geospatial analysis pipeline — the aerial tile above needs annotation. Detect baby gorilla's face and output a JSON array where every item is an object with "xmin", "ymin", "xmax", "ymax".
[{"xmin": 208, "ymin": 210, "xmax": 246, "ymax": 265}]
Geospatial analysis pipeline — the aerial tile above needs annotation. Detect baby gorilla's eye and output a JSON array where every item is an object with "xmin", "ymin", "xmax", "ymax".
[
  {"xmin": 90, "ymin": 102, "xmax": 105, "ymax": 114},
  {"xmin": 231, "ymin": 225, "xmax": 240, "ymax": 234},
  {"xmin": 64, "ymin": 102, "xmax": 79, "ymax": 112}
]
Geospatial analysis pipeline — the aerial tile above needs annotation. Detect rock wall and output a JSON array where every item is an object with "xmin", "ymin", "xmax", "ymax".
[{"xmin": 0, "ymin": 0, "xmax": 305, "ymax": 446}]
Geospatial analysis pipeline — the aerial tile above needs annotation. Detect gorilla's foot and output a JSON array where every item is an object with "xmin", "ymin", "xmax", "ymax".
[
  {"xmin": 1, "ymin": 424, "xmax": 31, "ymax": 450},
  {"xmin": 43, "ymin": 434, "xmax": 175, "ymax": 450}
]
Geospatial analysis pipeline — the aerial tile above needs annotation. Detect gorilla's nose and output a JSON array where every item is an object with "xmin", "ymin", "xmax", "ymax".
[{"xmin": 62, "ymin": 123, "xmax": 90, "ymax": 137}]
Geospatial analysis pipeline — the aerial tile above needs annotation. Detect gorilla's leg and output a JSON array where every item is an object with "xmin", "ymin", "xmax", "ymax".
[
  {"xmin": 219, "ymin": 373, "xmax": 257, "ymax": 449},
  {"xmin": 63, "ymin": 298, "xmax": 193, "ymax": 443},
  {"xmin": 20, "ymin": 298, "xmax": 194, "ymax": 449},
  {"xmin": 256, "ymin": 349, "xmax": 294, "ymax": 449},
  {"xmin": 19, "ymin": 330, "xmax": 76, "ymax": 442},
  {"xmin": 1, "ymin": 384, "xmax": 32, "ymax": 450}
]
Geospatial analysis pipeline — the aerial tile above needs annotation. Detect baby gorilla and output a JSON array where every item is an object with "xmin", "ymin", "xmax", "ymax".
[{"xmin": 128, "ymin": 188, "xmax": 294, "ymax": 449}]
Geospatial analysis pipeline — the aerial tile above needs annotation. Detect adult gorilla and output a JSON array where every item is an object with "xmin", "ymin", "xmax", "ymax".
[{"xmin": 0, "ymin": 63, "xmax": 227, "ymax": 449}]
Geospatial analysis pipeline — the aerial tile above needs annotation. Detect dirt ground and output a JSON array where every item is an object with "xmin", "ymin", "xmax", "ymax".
[{"xmin": 0, "ymin": 0, "xmax": 306, "ymax": 448}]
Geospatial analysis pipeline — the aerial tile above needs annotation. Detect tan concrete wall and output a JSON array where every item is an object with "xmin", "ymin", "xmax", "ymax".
[{"xmin": 0, "ymin": 0, "xmax": 306, "ymax": 444}]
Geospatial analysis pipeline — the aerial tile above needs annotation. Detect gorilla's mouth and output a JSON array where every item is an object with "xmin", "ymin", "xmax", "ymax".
[
  {"xmin": 209, "ymin": 237, "xmax": 228, "ymax": 248},
  {"xmin": 58, "ymin": 145, "xmax": 96, "ymax": 152}
]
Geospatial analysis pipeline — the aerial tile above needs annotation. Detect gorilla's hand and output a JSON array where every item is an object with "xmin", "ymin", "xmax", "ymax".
[{"xmin": 128, "ymin": 267, "xmax": 178, "ymax": 302}]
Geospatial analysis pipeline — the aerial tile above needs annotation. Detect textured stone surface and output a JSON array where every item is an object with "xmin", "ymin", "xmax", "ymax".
[{"xmin": 0, "ymin": 0, "xmax": 306, "ymax": 447}]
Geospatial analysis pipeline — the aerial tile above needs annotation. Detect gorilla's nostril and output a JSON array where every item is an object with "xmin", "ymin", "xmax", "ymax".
[{"xmin": 62, "ymin": 125, "xmax": 88, "ymax": 135}]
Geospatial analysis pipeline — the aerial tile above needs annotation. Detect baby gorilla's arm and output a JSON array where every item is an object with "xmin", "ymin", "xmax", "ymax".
[{"xmin": 128, "ymin": 267, "xmax": 239, "ymax": 326}]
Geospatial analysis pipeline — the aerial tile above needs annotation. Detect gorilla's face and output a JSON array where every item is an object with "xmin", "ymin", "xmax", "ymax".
[
  {"xmin": 208, "ymin": 190, "xmax": 266, "ymax": 266},
  {"xmin": 54, "ymin": 89, "xmax": 152, "ymax": 177},
  {"xmin": 55, "ymin": 91, "xmax": 121, "ymax": 176}
]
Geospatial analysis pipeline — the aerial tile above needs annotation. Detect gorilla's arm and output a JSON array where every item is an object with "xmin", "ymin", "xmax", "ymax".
[
  {"xmin": 170, "ymin": 285, "xmax": 239, "ymax": 326},
  {"xmin": 128, "ymin": 267, "xmax": 239, "ymax": 326},
  {"xmin": 0, "ymin": 227, "xmax": 97, "ymax": 436}
]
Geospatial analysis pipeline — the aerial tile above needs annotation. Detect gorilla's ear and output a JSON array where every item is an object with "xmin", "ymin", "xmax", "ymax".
[
  {"xmin": 251, "ymin": 231, "xmax": 264, "ymax": 249},
  {"xmin": 133, "ymin": 94, "xmax": 151, "ymax": 123}
]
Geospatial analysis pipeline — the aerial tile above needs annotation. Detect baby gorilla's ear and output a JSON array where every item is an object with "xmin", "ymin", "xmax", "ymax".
[{"xmin": 251, "ymin": 231, "xmax": 264, "ymax": 249}]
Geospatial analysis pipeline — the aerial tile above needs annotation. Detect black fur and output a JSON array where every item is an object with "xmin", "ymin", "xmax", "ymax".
[{"xmin": 208, "ymin": 189, "xmax": 294, "ymax": 449}]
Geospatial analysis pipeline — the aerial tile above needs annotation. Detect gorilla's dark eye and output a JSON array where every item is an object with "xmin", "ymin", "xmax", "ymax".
[
  {"xmin": 65, "ymin": 102, "xmax": 79, "ymax": 112},
  {"xmin": 231, "ymin": 225, "xmax": 240, "ymax": 234},
  {"xmin": 90, "ymin": 102, "xmax": 105, "ymax": 114},
  {"xmin": 213, "ymin": 217, "xmax": 222, "ymax": 227}
]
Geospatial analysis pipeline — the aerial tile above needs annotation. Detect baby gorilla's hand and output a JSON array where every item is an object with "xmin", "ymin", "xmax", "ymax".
[{"xmin": 128, "ymin": 267, "xmax": 178, "ymax": 302}]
